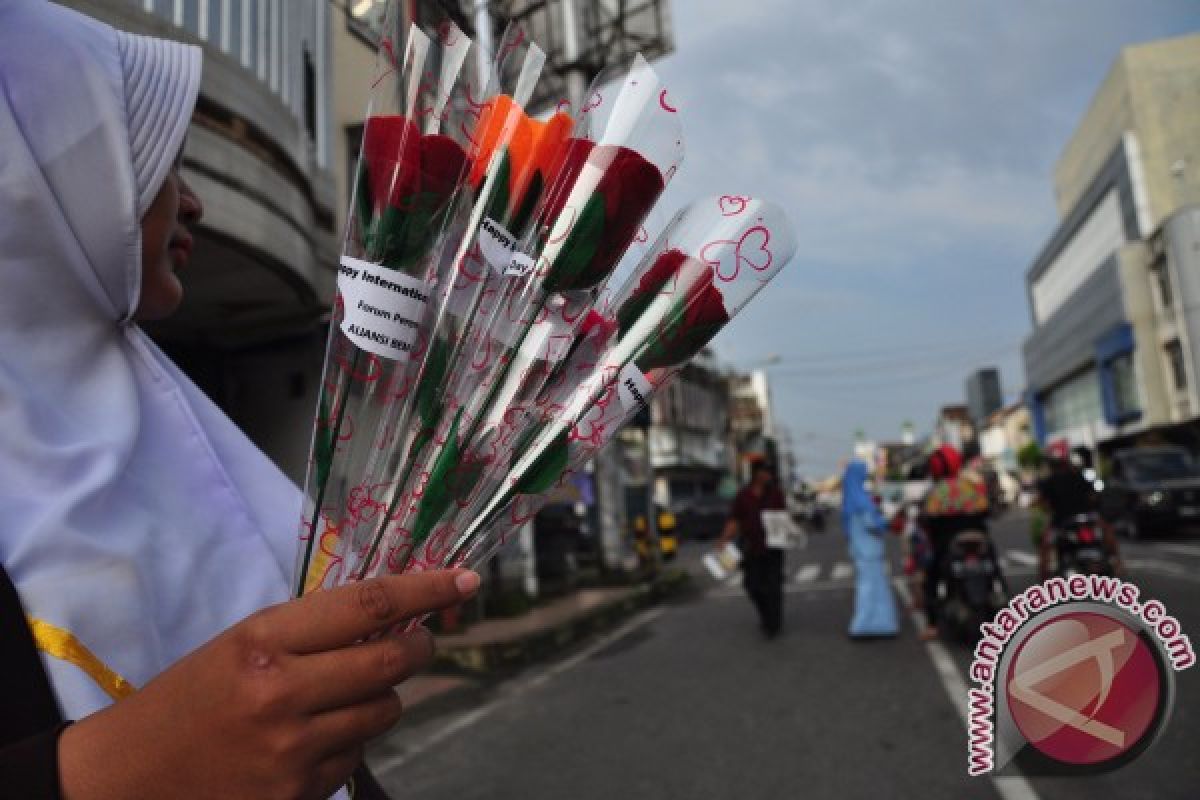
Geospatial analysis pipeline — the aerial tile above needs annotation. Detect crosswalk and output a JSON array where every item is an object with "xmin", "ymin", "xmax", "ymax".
[{"xmin": 708, "ymin": 538, "xmax": 1200, "ymax": 597}]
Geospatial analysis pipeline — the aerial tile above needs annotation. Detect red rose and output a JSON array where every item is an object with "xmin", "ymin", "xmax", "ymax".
[
  {"xmin": 361, "ymin": 115, "xmax": 421, "ymax": 213},
  {"xmin": 420, "ymin": 133, "xmax": 469, "ymax": 204},
  {"xmin": 538, "ymin": 139, "xmax": 664, "ymax": 293},
  {"xmin": 538, "ymin": 137, "xmax": 595, "ymax": 230}
]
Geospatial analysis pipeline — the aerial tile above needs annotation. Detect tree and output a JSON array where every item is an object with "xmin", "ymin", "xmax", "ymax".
[{"xmin": 1017, "ymin": 441, "xmax": 1043, "ymax": 470}]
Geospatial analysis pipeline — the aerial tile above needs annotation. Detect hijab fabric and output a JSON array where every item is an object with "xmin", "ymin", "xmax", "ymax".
[
  {"xmin": 841, "ymin": 460, "xmax": 885, "ymax": 535},
  {"xmin": 0, "ymin": 1, "xmax": 300, "ymax": 721}
]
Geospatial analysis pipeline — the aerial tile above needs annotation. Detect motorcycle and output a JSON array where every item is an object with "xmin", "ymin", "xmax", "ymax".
[
  {"xmin": 935, "ymin": 529, "xmax": 1007, "ymax": 641},
  {"xmin": 1053, "ymin": 513, "xmax": 1112, "ymax": 577}
]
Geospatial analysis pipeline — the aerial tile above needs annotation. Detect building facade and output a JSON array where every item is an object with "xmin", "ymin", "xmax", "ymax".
[
  {"xmin": 67, "ymin": 0, "xmax": 341, "ymax": 483},
  {"xmin": 1021, "ymin": 33, "xmax": 1200, "ymax": 459},
  {"xmin": 966, "ymin": 368, "xmax": 1004, "ymax": 428},
  {"xmin": 646, "ymin": 349, "xmax": 730, "ymax": 507}
]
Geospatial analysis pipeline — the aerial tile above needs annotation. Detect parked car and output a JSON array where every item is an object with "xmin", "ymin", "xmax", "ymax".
[
  {"xmin": 673, "ymin": 495, "xmax": 730, "ymax": 540},
  {"xmin": 1101, "ymin": 446, "xmax": 1200, "ymax": 539}
]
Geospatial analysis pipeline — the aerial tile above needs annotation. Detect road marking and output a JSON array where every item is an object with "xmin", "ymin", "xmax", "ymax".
[
  {"xmin": 372, "ymin": 607, "xmax": 665, "ymax": 778},
  {"xmin": 725, "ymin": 572, "xmax": 743, "ymax": 587},
  {"xmin": 709, "ymin": 579, "xmax": 854, "ymax": 600},
  {"xmin": 1156, "ymin": 543, "xmax": 1200, "ymax": 558},
  {"xmin": 1006, "ymin": 550, "xmax": 1038, "ymax": 567},
  {"xmin": 893, "ymin": 578, "xmax": 1040, "ymax": 800},
  {"xmin": 831, "ymin": 562, "xmax": 854, "ymax": 580},
  {"xmin": 1125, "ymin": 557, "xmax": 1200, "ymax": 584},
  {"xmin": 794, "ymin": 564, "xmax": 820, "ymax": 583}
]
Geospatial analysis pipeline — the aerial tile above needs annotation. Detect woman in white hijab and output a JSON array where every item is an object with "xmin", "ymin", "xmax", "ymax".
[{"xmin": 0, "ymin": 3, "xmax": 479, "ymax": 797}]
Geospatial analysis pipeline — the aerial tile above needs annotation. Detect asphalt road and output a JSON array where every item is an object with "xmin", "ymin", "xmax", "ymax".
[{"xmin": 369, "ymin": 510, "xmax": 1199, "ymax": 799}]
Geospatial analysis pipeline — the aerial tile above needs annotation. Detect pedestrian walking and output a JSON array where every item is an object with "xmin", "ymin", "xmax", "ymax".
[
  {"xmin": 0, "ymin": 5, "xmax": 476, "ymax": 797},
  {"xmin": 717, "ymin": 462, "xmax": 787, "ymax": 638},
  {"xmin": 841, "ymin": 460, "xmax": 898, "ymax": 638}
]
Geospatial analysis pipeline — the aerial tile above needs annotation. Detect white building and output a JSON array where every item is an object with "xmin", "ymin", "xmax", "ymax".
[{"xmin": 1021, "ymin": 33, "xmax": 1200, "ymax": 459}]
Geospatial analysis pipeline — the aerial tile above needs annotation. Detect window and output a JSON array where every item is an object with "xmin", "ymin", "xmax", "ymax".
[
  {"xmin": 348, "ymin": 0, "xmax": 388, "ymax": 39},
  {"xmin": 182, "ymin": 0, "xmax": 200, "ymax": 34},
  {"xmin": 1166, "ymin": 339, "xmax": 1188, "ymax": 392},
  {"xmin": 227, "ymin": 0, "xmax": 243, "ymax": 60},
  {"xmin": 1110, "ymin": 354, "xmax": 1139, "ymax": 417},
  {"xmin": 1152, "ymin": 257, "xmax": 1174, "ymax": 315},
  {"xmin": 246, "ymin": 0, "xmax": 258, "ymax": 71},
  {"xmin": 303, "ymin": 46, "xmax": 317, "ymax": 143},
  {"xmin": 1043, "ymin": 370, "xmax": 1102, "ymax": 436},
  {"xmin": 206, "ymin": 0, "xmax": 222, "ymax": 43}
]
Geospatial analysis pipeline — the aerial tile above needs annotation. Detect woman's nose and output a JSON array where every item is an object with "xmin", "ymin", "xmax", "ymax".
[{"xmin": 178, "ymin": 175, "xmax": 204, "ymax": 224}]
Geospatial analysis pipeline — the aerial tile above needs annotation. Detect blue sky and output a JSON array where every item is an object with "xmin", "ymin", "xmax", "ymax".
[{"xmin": 646, "ymin": 0, "xmax": 1199, "ymax": 478}]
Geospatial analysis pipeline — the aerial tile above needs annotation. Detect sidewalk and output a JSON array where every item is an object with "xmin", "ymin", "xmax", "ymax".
[{"xmin": 410, "ymin": 570, "xmax": 688, "ymax": 685}]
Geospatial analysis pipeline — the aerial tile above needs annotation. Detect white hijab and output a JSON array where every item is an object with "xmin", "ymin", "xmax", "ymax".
[{"xmin": 0, "ymin": 1, "xmax": 300, "ymax": 720}]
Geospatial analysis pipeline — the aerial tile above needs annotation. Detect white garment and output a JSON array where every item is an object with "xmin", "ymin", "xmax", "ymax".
[{"xmin": 0, "ymin": 0, "xmax": 300, "ymax": 722}]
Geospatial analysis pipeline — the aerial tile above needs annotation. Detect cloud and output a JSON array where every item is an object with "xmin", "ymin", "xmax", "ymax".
[{"xmin": 644, "ymin": 0, "xmax": 1200, "ymax": 478}]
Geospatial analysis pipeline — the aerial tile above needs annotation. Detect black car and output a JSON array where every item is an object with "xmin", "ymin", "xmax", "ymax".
[
  {"xmin": 672, "ymin": 495, "xmax": 730, "ymax": 540},
  {"xmin": 1102, "ymin": 446, "xmax": 1200, "ymax": 539}
]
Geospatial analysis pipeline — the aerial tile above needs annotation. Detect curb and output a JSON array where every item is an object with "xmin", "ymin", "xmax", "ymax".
[{"xmin": 434, "ymin": 570, "xmax": 691, "ymax": 675}]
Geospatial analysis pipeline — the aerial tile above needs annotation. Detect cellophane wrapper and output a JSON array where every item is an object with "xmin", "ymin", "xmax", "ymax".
[
  {"xmin": 336, "ymin": 54, "xmax": 686, "ymax": 585},
  {"xmin": 294, "ymin": 16, "xmax": 513, "ymax": 595},
  {"xmin": 417, "ymin": 195, "xmax": 798, "ymax": 576}
]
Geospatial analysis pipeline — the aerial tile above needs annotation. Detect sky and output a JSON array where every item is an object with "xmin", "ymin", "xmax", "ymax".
[{"xmin": 642, "ymin": 0, "xmax": 1200, "ymax": 478}]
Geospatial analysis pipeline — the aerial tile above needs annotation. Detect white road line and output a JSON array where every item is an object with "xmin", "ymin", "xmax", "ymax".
[
  {"xmin": 709, "ymin": 579, "xmax": 855, "ymax": 600},
  {"xmin": 1126, "ymin": 558, "xmax": 1200, "ymax": 584},
  {"xmin": 831, "ymin": 562, "xmax": 854, "ymax": 580},
  {"xmin": 892, "ymin": 579, "xmax": 1040, "ymax": 800},
  {"xmin": 1006, "ymin": 550, "xmax": 1038, "ymax": 567},
  {"xmin": 794, "ymin": 564, "xmax": 820, "ymax": 583},
  {"xmin": 1156, "ymin": 543, "xmax": 1200, "ymax": 558},
  {"xmin": 725, "ymin": 572, "xmax": 743, "ymax": 587},
  {"xmin": 373, "ymin": 607, "xmax": 666, "ymax": 778}
]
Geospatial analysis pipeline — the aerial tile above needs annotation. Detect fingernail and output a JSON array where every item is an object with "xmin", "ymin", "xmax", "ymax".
[{"xmin": 455, "ymin": 570, "xmax": 481, "ymax": 594}]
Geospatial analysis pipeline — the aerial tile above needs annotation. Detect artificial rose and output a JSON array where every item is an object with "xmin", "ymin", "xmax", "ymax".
[
  {"xmin": 467, "ymin": 97, "xmax": 575, "ymax": 231},
  {"xmin": 361, "ymin": 114, "xmax": 421, "ymax": 212},
  {"xmin": 354, "ymin": 114, "xmax": 469, "ymax": 269},
  {"xmin": 539, "ymin": 140, "xmax": 664, "ymax": 293},
  {"xmin": 614, "ymin": 249, "xmax": 731, "ymax": 372}
]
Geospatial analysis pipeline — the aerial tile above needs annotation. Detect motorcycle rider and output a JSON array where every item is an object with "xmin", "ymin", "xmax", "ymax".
[
  {"xmin": 919, "ymin": 444, "xmax": 992, "ymax": 640},
  {"xmin": 1035, "ymin": 449, "xmax": 1123, "ymax": 579}
]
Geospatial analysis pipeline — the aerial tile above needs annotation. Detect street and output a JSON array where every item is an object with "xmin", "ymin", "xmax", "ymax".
[{"xmin": 369, "ymin": 511, "xmax": 1200, "ymax": 799}]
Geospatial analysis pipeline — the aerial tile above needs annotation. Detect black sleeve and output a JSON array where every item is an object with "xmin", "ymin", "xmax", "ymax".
[
  {"xmin": 1, "ymin": 563, "xmax": 67, "ymax": 799},
  {"xmin": 0, "ymin": 724, "xmax": 69, "ymax": 800}
]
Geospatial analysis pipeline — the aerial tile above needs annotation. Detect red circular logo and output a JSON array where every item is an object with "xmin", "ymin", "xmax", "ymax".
[{"xmin": 1006, "ymin": 611, "xmax": 1162, "ymax": 766}]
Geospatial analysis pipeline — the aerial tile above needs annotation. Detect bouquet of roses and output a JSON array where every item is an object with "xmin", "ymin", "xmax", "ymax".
[
  {"xmin": 294, "ymin": 17, "xmax": 541, "ymax": 593},
  {"xmin": 293, "ymin": 10, "xmax": 797, "ymax": 601}
]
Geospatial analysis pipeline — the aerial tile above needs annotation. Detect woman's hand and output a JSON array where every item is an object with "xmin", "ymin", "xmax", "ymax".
[{"xmin": 58, "ymin": 569, "xmax": 480, "ymax": 800}]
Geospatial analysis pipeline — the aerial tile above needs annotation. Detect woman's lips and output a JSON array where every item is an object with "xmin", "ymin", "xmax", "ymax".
[{"xmin": 168, "ymin": 233, "xmax": 193, "ymax": 266}]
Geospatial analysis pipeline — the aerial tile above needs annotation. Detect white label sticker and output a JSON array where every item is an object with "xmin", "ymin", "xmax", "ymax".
[
  {"xmin": 505, "ymin": 251, "xmax": 536, "ymax": 277},
  {"xmin": 479, "ymin": 217, "xmax": 517, "ymax": 272},
  {"xmin": 617, "ymin": 362, "xmax": 653, "ymax": 412},
  {"xmin": 337, "ymin": 256, "xmax": 431, "ymax": 361}
]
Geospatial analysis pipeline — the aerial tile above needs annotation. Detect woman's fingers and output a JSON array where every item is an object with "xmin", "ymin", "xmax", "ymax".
[
  {"xmin": 304, "ymin": 747, "xmax": 367, "ymax": 800},
  {"xmin": 279, "ymin": 570, "xmax": 480, "ymax": 654},
  {"xmin": 308, "ymin": 690, "xmax": 406, "ymax": 759},
  {"xmin": 294, "ymin": 628, "xmax": 436, "ymax": 713}
]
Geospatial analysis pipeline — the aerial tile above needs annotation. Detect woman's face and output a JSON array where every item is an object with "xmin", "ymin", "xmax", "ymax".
[{"xmin": 136, "ymin": 156, "xmax": 203, "ymax": 320}]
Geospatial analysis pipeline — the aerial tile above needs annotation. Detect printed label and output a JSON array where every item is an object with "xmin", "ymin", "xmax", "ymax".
[
  {"xmin": 337, "ymin": 256, "xmax": 430, "ymax": 361},
  {"xmin": 479, "ymin": 217, "xmax": 517, "ymax": 272},
  {"xmin": 617, "ymin": 362, "xmax": 652, "ymax": 412},
  {"xmin": 505, "ymin": 251, "xmax": 536, "ymax": 277}
]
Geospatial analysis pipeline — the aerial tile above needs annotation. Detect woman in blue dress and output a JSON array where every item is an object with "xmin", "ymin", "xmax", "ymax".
[{"xmin": 841, "ymin": 460, "xmax": 899, "ymax": 638}]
